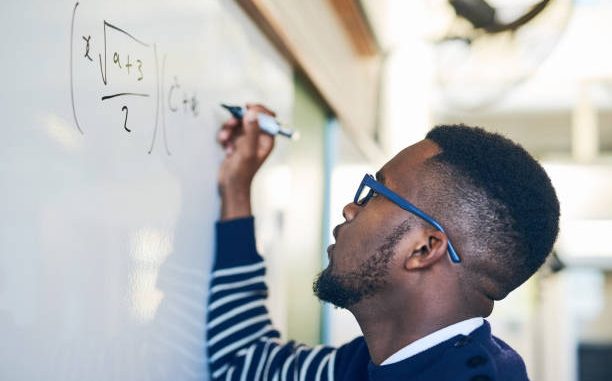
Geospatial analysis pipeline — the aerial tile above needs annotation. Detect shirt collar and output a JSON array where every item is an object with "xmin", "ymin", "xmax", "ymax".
[{"xmin": 380, "ymin": 317, "xmax": 484, "ymax": 366}]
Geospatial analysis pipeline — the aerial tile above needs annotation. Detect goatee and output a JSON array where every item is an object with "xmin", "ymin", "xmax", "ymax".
[{"xmin": 313, "ymin": 220, "xmax": 412, "ymax": 309}]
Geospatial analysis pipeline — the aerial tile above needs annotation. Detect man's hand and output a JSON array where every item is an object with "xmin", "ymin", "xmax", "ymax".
[{"xmin": 217, "ymin": 104, "xmax": 276, "ymax": 220}]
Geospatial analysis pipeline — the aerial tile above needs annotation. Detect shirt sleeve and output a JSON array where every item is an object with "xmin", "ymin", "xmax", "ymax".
[{"xmin": 207, "ymin": 217, "xmax": 340, "ymax": 381}]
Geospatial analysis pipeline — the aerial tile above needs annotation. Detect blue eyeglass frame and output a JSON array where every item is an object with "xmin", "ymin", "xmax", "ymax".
[{"xmin": 354, "ymin": 174, "xmax": 461, "ymax": 263}]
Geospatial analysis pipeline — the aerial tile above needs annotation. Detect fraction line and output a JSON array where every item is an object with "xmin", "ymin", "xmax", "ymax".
[{"xmin": 101, "ymin": 93, "xmax": 150, "ymax": 101}]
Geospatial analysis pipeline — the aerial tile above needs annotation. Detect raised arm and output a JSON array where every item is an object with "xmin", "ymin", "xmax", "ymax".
[
  {"xmin": 216, "ymin": 104, "xmax": 275, "ymax": 221},
  {"xmin": 207, "ymin": 105, "xmax": 366, "ymax": 380}
]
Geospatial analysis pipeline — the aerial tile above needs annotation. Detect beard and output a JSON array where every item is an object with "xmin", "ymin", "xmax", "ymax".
[{"xmin": 312, "ymin": 219, "xmax": 412, "ymax": 309}]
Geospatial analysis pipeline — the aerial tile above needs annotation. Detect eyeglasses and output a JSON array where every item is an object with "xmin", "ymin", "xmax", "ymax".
[{"xmin": 354, "ymin": 174, "xmax": 461, "ymax": 263}]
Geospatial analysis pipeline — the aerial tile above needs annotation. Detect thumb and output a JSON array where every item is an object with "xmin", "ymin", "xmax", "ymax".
[
  {"xmin": 235, "ymin": 110, "xmax": 260, "ymax": 157},
  {"xmin": 243, "ymin": 109, "xmax": 261, "ymax": 138},
  {"xmin": 257, "ymin": 133, "xmax": 275, "ymax": 162}
]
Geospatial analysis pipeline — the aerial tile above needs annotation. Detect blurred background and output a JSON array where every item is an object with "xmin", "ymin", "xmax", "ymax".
[{"xmin": 245, "ymin": 1, "xmax": 612, "ymax": 380}]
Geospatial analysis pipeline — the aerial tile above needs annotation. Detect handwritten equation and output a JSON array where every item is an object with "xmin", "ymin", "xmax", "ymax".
[{"xmin": 70, "ymin": 2, "xmax": 199, "ymax": 154}]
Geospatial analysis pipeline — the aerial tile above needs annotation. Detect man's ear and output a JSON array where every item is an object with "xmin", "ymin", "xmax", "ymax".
[{"xmin": 403, "ymin": 229, "xmax": 449, "ymax": 270}]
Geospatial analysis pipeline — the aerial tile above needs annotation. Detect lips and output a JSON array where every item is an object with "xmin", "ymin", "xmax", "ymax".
[
  {"xmin": 333, "ymin": 223, "xmax": 344, "ymax": 239},
  {"xmin": 327, "ymin": 244, "xmax": 335, "ymax": 258}
]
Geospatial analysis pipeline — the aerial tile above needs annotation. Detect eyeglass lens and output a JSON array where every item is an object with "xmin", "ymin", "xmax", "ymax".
[{"xmin": 356, "ymin": 184, "xmax": 374, "ymax": 205}]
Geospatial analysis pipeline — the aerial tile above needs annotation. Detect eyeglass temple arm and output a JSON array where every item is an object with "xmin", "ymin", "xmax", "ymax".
[{"xmin": 366, "ymin": 176, "xmax": 462, "ymax": 263}]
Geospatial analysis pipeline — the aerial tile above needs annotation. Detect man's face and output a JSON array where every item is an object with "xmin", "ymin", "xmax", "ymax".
[{"xmin": 313, "ymin": 140, "xmax": 441, "ymax": 309}]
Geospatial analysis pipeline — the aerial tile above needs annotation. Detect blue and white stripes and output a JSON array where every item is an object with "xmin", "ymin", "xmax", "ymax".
[{"xmin": 207, "ymin": 219, "xmax": 338, "ymax": 381}]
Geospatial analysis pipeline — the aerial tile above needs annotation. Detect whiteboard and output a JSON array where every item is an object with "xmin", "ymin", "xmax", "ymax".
[{"xmin": 0, "ymin": 1, "xmax": 292, "ymax": 380}]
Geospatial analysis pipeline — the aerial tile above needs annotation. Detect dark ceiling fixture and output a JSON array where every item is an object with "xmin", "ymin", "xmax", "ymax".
[
  {"xmin": 450, "ymin": 0, "xmax": 550, "ymax": 34},
  {"xmin": 429, "ymin": 0, "xmax": 573, "ymax": 110}
]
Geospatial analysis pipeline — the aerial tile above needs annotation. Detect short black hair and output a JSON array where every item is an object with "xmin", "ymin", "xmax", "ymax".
[{"xmin": 423, "ymin": 124, "xmax": 560, "ymax": 299}]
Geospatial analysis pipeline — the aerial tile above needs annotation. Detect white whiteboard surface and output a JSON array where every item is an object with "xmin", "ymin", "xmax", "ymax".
[{"xmin": 0, "ymin": 1, "xmax": 292, "ymax": 380}]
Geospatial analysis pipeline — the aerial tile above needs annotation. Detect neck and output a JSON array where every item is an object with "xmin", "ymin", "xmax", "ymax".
[{"xmin": 350, "ymin": 293, "xmax": 487, "ymax": 365}]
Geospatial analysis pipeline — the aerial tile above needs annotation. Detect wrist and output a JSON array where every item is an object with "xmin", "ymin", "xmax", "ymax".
[{"xmin": 220, "ymin": 186, "xmax": 252, "ymax": 221}]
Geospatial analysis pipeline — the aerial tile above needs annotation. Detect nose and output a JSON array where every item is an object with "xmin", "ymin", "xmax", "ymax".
[{"xmin": 342, "ymin": 201, "xmax": 360, "ymax": 222}]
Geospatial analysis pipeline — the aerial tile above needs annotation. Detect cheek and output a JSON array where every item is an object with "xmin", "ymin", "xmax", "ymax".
[
  {"xmin": 385, "ymin": 253, "xmax": 408, "ymax": 284},
  {"xmin": 334, "ymin": 214, "xmax": 391, "ymax": 272}
]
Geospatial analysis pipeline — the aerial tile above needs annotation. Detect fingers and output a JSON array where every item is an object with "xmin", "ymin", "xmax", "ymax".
[
  {"xmin": 246, "ymin": 103, "xmax": 276, "ymax": 117},
  {"xmin": 257, "ymin": 133, "xmax": 275, "ymax": 162},
  {"xmin": 218, "ymin": 103, "xmax": 277, "ymax": 160},
  {"xmin": 217, "ymin": 104, "xmax": 272, "ymax": 144},
  {"xmin": 242, "ymin": 108, "xmax": 265, "ymax": 142},
  {"xmin": 217, "ymin": 117, "xmax": 240, "ymax": 145},
  {"xmin": 217, "ymin": 117, "xmax": 242, "ymax": 155}
]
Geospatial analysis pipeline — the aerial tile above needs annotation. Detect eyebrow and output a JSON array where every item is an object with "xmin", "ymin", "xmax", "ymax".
[{"xmin": 375, "ymin": 171, "xmax": 385, "ymax": 184}]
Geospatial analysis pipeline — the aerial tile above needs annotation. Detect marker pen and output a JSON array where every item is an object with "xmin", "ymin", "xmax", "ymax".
[{"xmin": 221, "ymin": 104, "xmax": 298, "ymax": 139}]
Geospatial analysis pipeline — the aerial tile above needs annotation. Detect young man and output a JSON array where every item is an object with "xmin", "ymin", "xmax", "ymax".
[{"xmin": 207, "ymin": 104, "xmax": 560, "ymax": 381}]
